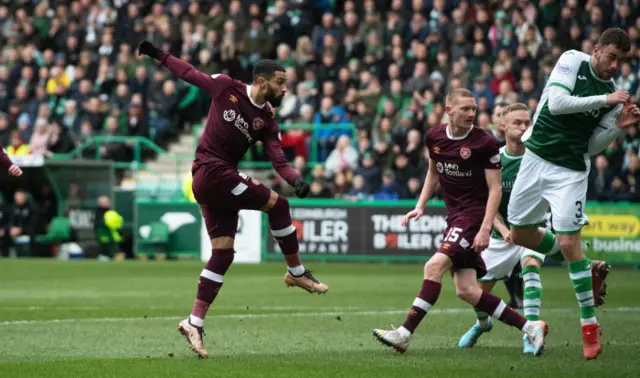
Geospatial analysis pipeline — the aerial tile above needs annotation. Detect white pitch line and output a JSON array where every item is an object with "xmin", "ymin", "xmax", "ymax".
[{"xmin": 1, "ymin": 307, "xmax": 638, "ymax": 327}]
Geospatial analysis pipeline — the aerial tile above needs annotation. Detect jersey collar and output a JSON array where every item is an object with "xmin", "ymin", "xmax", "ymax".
[
  {"xmin": 246, "ymin": 85, "xmax": 266, "ymax": 109},
  {"xmin": 446, "ymin": 124, "xmax": 474, "ymax": 140},
  {"xmin": 588, "ymin": 57, "xmax": 613, "ymax": 83}
]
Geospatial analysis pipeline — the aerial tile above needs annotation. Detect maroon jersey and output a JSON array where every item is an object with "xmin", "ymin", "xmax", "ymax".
[
  {"xmin": 426, "ymin": 124, "xmax": 501, "ymax": 222},
  {"xmin": 159, "ymin": 53, "xmax": 300, "ymax": 185}
]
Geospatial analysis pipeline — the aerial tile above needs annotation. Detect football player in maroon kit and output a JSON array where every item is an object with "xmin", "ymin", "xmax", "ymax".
[
  {"xmin": 137, "ymin": 41, "xmax": 328, "ymax": 359},
  {"xmin": 373, "ymin": 89, "xmax": 548, "ymax": 355}
]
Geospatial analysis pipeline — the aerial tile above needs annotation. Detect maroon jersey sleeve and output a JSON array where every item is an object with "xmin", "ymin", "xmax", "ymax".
[
  {"xmin": 158, "ymin": 52, "xmax": 233, "ymax": 98},
  {"xmin": 264, "ymin": 121, "xmax": 300, "ymax": 185},
  {"xmin": 0, "ymin": 145, "xmax": 13, "ymax": 171},
  {"xmin": 481, "ymin": 135, "xmax": 501, "ymax": 170}
]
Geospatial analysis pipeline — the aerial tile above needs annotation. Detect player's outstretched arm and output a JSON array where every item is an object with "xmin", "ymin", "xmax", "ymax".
[
  {"xmin": 548, "ymin": 86, "xmax": 628, "ymax": 116},
  {"xmin": 136, "ymin": 41, "xmax": 219, "ymax": 94},
  {"xmin": 402, "ymin": 157, "xmax": 438, "ymax": 225},
  {"xmin": 264, "ymin": 131, "xmax": 309, "ymax": 198},
  {"xmin": 546, "ymin": 51, "xmax": 628, "ymax": 115},
  {"xmin": 588, "ymin": 103, "xmax": 640, "ymax": 155}
]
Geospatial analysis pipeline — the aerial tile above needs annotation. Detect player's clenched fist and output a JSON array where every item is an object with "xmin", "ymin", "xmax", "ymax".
[
  {"xmin": 616, "ymin": 103, "xmax": 640, "ymax": 129},
  {"xmin": 472, "ymin": 229, "xmax": 490, "ymax": 253},
  {"xmin": 293, "ymin": 176, "xmax": 310, "ymax": 198},
  {"xmin": 606, "ymin": 90, "xmax": 630, "ymax": 105},
  {"xmin": 136, "ymin": 40, "xmax": 161, "ymax": 59},
  {"xmin": 401, "ymin": 208, "xmax": 424, "ymax": 226}
]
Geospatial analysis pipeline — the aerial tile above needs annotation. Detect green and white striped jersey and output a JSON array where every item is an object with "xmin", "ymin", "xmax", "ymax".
[
  {"xmin": 523, "ymin": 50, "xmax": 621, "ymax": 171},
  {"xmin": 491, "ymin": 146, "xmax": 524, "ymax": 240}
]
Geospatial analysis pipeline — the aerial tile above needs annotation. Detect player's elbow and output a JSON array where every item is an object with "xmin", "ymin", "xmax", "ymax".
[{"xmin": 548, "ymin": 100, "xmax": 562, "ymax": 116}]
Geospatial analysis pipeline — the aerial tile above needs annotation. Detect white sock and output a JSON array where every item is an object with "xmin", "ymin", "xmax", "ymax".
[
  {"xmin": 476, "ymin": 317, "xmax": 490, "ymax": 330},
  {"xmin": 397, "ymin": 326, "xmax": 412, "ymax": 338},
  {"xmin": 189, "ymin": 314, "xmax": 204, "ymax": 327},
  {"xmin": 522, "ymin": 320, "xmax": 534, "ymax": 334},
  {"xmin": 288, "ymin": 265, "xmax": 305, "ymax": 276}
]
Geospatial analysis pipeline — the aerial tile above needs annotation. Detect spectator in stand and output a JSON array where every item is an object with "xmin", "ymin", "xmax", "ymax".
[
  {"xmin": 0, "ymin": 0, "xmax": 634, "ymax": 204},
  {"xmin": 325, "ymin": 135, "xmax": 358, "ymax": 179}
]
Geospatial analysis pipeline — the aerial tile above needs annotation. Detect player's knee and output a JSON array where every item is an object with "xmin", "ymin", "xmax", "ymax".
[
  {"xmin": 262, "ymin": 190, "xmax": 282, "ymax": 213},
  {"xmin": 455, "ymin": 282, "xmax": 479, "ymax": 304},
  {"xmin": 557, "ymin": 234, "xmax": 580, "ymax": 256},
  {"xmin": 268, "ymin": 195, "xmax": 294, "ymax": 237},
  {"xmin": 211, "ymin": 236, "xmax": 234, "ymax": 249},
  {"xmin": 522, "ymin": 256, "xmax": 541, "ymax": 268},
  {"xmin": 424, "ymin": 259, "xmax": 445, "ymax": 281},
  {"xmin": 269, "ymin": 195, "xmax": 290, "ymax": 215}
]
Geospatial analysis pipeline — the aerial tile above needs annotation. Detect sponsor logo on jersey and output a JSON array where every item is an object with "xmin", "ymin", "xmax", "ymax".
[
  {"xmin": 577, "ymin": 75, "xmax": 587, "ymax": 81},
  {"xmin": 229, "ymin": 95, "xmax": 238, "ymax": 103},
  {"xmin": 436, "ymin": 161, "xmax": 472, "ymax": 177},
  {"xmin": 558, "ymin": 65, "xmax": 571, "ymax": 73},
  {"xmin": 490, "ymin": 154, "xmax": 500, "ymax": 163},
  {"xmin": 442, "ymin": 242, "xmax": 450, "ymax": 249},
  {"xmin": 460, "ymin": 147, "xmax": 471, "ymax": 159},
  {"xmin": 224, "ymin": 111, "xmax": 254, "ymax": 142},
  {"xmin": 223, "ymin": 109, "xmax": 236, "ymax": 122},
  {"xmin": 252, "ymin": 117, "xmax": 265, "ymax": 131}
]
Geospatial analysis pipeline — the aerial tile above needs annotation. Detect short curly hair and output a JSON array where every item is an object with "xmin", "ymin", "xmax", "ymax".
[{"xmin": 597, "ymin": 27, "xmax": 631, "ymax": 53}]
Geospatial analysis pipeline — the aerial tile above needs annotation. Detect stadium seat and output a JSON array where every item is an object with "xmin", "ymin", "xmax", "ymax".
[
  {"xmin": 137, "ymin": 221, "xmax": 171, "ymax": 258},
  {"xmin": 35, "ymin": 217, "xmax": 71, "ymax": 244}
]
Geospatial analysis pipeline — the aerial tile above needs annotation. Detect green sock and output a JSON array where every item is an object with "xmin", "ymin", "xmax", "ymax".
[
  {"xmin": 535, "ymin": 231, "xmax": 564, "ymax": 262},
  {"xmin": 522, "ymin": 265, "xmax": 542, "ymax": 320},
  {"xmin": 568, "ymin": 258, "xmax": 597, "ymax": 325},
  {"xmin": 474, "ymin": 308, "xmax": 490, "ymax": 330}
]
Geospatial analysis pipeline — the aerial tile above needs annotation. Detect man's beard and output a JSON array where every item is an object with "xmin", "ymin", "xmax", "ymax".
[{"xmin": 268, "ymin": 93, "xmax": 284, "ymax": 107}]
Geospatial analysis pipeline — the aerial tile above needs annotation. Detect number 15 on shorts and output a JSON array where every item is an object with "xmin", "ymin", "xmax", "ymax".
[{"xmin": 445, "ymin": 227, "xmax": 462, "ymax": 243}]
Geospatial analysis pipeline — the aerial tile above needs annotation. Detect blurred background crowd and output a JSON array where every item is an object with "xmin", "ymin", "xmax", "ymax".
[{"xmin": 0, "ymin": 0, "xmax": 638, "ymax": 211}]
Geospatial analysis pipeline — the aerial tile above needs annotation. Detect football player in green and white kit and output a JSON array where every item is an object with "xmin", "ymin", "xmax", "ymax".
[
  {"xmin": 458, "ymin": 103, "xmax": 550, "ymax": 354},
  {"xmin": 507, "ymin": 27, "xmax": 640, "ymax": 360}
]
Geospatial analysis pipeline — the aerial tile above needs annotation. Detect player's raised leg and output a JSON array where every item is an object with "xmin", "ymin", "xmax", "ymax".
[
  {"xmin": 260, "ymin": 190, "xmax": 328, "ymax": 294},
  {"xmin": 458, "ymin": 281, "xmax": 495, "ymax": 348}
]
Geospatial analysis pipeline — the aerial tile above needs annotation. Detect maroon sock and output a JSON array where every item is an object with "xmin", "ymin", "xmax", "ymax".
[
  {"xmin": 190, "ymin": 248, "xmax": 234, "ymax": 325},
  {"xmin": 268, "ymin": 197, "xmax": 302, "ymax": 271},
  {"xmin": 401, "ymin": 279, "xmax": 442, "ymax": 333},
  {"xmin": 475, "ymin": 292, "xmax": 527, "ymax": 330},
  {"xmin": 277, "ymin": 232, "xmax": 302, "ymax": 268}
]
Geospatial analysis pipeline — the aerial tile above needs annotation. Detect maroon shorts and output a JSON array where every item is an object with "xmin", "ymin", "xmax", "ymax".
[
  {"xmin": 192, "ymin": 164, "xmax": 271, "ymax": 239},
  {"xmin": 437, "ymin": 216, "xmax": 487, "ymax": 278}
]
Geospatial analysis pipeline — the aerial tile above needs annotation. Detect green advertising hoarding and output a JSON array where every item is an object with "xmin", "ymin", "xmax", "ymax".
[
  {"xmin": 263, "ymin": 199, "xmax": 640, "ymax": 265},
  {"xmin": 581, "ymin": 204, "xmax": 640, "ymax": 264}
]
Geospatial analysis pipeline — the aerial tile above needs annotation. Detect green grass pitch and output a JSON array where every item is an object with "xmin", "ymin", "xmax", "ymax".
[{"xmin": 0, "ymin": 260, "xmax": 639, "ymax": 377}]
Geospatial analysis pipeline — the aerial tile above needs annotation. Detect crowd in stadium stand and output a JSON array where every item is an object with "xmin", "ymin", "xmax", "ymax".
[{"xmin": 0, "ymin": 0, "xmax": 638, "ymax": 204}]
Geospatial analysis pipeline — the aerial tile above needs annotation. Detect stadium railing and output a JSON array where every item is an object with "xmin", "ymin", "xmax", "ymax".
[{"xmin": 51, "ymin": 135, "xmax": 191, "ymax": 181}]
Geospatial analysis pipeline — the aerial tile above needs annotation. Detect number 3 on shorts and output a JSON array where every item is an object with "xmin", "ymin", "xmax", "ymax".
[
  {"xmin": 575, "ymin": 201, "xmax": 583, "ymax": 219},
  {"xmin": 445, "ymin": 227, "xmax": 463, "ymax": 242}
]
